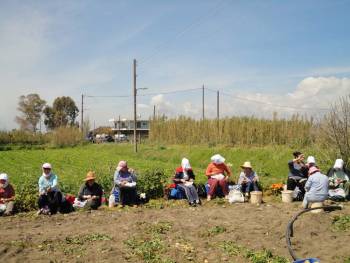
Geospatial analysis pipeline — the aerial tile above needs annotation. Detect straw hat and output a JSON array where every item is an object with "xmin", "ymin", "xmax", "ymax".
[
  {"xmin": 241, "ymin": 161, "xmax": 253, "ymax": 169},
  {"xmin": 84, "ymin": 171, "xmax": 96, "ymax": 181}
]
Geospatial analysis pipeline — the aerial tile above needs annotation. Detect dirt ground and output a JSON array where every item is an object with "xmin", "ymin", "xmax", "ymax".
[{"xmin": 1, "ymin": 200, "xmax": 349, "ymax": 263}]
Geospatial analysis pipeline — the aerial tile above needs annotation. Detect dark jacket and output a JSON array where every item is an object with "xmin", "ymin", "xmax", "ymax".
[
  {"xmin": 173, "ymin": 167, "xmax": 195, "ymax": 184},
  {"xmin": 326, "ymin": 167, "xmax": 350, "ymax": 177},
  {"xmin": 288, "ymin": 160, "xmax": 308, "ymax": 180},
  {"xmin": 78, "ymin": 182, "xmax": 103, "ymax": 201}
]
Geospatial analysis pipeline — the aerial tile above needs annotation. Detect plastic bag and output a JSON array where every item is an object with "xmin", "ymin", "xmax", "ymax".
[{"xmin": 228, "ymin": 190, "xmax": 244, "ymax": 203}]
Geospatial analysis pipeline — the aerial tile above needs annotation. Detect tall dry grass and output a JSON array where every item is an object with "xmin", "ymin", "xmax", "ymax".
[
  {"xmin": 49, "ymin": 126, "xmax": 83, "ymax": 147},
  {"xmin": 149, "ymin": 114, "xmax": 314, "ymax": 147}
]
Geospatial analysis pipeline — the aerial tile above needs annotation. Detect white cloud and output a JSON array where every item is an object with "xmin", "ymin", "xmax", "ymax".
[
  {"xmin": 144, "ymin": 77, "xmax": 350, "ymax": 120},
  {"xmin": 150, "ymin": 94, "xmax": 175, "ymax": 115},
  {"xmin": 138, "ymin": 103, "xmax": 149, "ymax": 109}
]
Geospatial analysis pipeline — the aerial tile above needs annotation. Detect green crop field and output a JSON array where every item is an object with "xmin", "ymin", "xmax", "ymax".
[{"xmin": 0, "ymin": 143, "xmax": 333, "ymax": 194}]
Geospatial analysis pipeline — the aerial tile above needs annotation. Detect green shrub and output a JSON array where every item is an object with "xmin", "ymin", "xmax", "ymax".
[
  {"xmin": 0, "ymin": 130, "xmax": 49, "ymax": 146},
  {"xmin": 15, "ymin": 180, "xmax": 38, "ymax": 212},
  {"xmin": 332, "ymin": 215, "xmax": 350, "ymax": 231},
  {"xmin": 49, "ymin": 127, "xmax": 83, "ymax": 147},
  {"xmin": 137, "ymin": 169, "xmax": 168, "ymax": 199}
]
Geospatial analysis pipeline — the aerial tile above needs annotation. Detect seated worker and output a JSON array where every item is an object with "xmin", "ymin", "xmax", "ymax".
[
  {"xmin": 0, "ymin": 173, "xmax": 15, "ymax": 216},
  {"xmin": 287, "ymin": 151, "xmax": 308, "ymax": 198},
  {"xmin": 238, "ymin": 161, "xmax": 259, "ymax": 197},
  {"xmin": 173, "ymin": 158, "xmax": 200, "ymax": 206},
  {"xmin": 78, "ymin": 171, "xmax": 103, "ymax": 210},
  {"xmin": 303, "ymin": 166, "xmax": 329, "ymax": 209},
  {"xmin": 327, "ymin": 159, "xmax": 350, "ymax": 200},
  {"xmin": 37, "ymin": 163, "xmax": 63, "ymax": 215},
  {"xmin": 205, "ymin": 154, "xmax": 231, "ymax": 201},
  {"xmin": 306, "ymin": 156, "xmax": 317, "ymax": 169},
  {"xmin": 114, "ymin": 161, "xmax": 138, "ymax": 207}
]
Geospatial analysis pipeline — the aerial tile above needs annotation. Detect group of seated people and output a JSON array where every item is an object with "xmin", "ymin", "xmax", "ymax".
[
  {"xmin": 287, "ymin": 151, "xmax": 350, "ymax": 208},
  {"xmin": 0, "ymin": 152, "xmax": 349, "ymax": 216}
]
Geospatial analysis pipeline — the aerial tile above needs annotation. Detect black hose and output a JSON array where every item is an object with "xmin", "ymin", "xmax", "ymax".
[{"xmin": 285, "ymin": 205, "xmax": 342, "ymax": 261}]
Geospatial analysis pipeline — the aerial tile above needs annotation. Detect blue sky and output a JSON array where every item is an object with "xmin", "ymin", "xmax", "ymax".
[{"xmin": 0, "ymin": 0, "xmax": 350, "ymax": 129}]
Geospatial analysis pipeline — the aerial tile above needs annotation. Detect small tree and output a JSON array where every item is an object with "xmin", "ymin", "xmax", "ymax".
[
  {"xmin": 321, "ymin": 94, "xmax": 350, "ymax": 165},
  {"xmin": 44, "ymin": 96, "xmax": 79, "ymax": 130},
  {"xmin": 15, "ymin": 94, "xmax": 46, "ymax": 132}
]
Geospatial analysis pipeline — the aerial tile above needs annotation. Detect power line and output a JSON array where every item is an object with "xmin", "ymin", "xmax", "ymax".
[
  {"xmin": 217, "ymin": 90, "xmax": 330, "ymax": 111},
  {"xmin": 84, "ymin": 87, "xmax": 202, "ymax": 98},
  {"xmin": 85, "ymin": 87, "xmax": 330, "ymax": 112}
]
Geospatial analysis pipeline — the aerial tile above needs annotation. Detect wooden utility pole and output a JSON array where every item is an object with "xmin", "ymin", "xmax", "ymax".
[
  {"xmin": 217, "ymin": 90, "xmax": 220, "ymax": 121},
  {"xmin": 81, "ymin": 94, "xmax": 84, "ymax": 132},
  {"xmin": 202, "ymin": 85, "xmax": 205, "ymax": 120},
  {"xmin": 153, "ymin": 105, "xmax": 156, "ymax": 120},
  {"xmin": 118, "ymin": 115, "xmax": 121, "ymax": 136},
  {"xmin": 133, "ymin": 59, "xmax": 138, "ymax": 153},
  {"xmin": 217, "ymin": 90, "xmax": 220, "ymax": 135}
]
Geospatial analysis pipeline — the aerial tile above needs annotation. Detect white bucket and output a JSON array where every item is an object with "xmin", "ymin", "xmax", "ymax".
[
  {"xmin": 281, "ymin": 190, "xmax": 294, "ymax": 203},
  {"xmin": 310, "ymin": 202, "xmax": 324, "ymax": 213},
  {"xmin": 250, "ymin": 191, "xmax": 262, "ymax": 204}
]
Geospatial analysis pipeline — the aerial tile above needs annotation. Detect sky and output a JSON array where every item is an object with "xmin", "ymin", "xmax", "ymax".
[{"xmin": 0, "ymin": 0, "xmax": 350, "ymax": 130}]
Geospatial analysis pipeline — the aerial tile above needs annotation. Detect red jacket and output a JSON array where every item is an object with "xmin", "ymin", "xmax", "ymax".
[{"xmin": 205, "ymin": 163, "xmax": 231, "ymax": 177}]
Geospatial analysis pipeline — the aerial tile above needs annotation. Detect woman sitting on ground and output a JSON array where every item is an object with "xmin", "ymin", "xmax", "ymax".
[
  {"xmin": 114, "ymin": 161, "xmax": 138, "ymax": 207},
  {"xmin": 287, "ymin": 151, "xmax": 308, "ymax": 197},
  {"xmin": 327, "ymin": 159, "xmax": 350, "ymax": 200},
  {"xmin": 238, "ymin": 161, "xmax": 259, "ymax": 197},
  {"xmin": 38, "ymin": 163, "xmax": 63, "ymax": 215},
  {"xmin": 0, "ymin": 173, "xmax": 15, "ymax": 216},
  {"xmin": 173, "ymin": 158, "xmax": 200, "ymax": 206},
  {"xmin": 205, "ymin": 154, "xmax": 231, "ymax": 201},
  {"xmin": 78, "ymin": 171, "xmax": 103, "ymax": 210},
  {"xmin": 303, "ymin": 166, "xmax": 329, "ymax": 209},
  {"xmin": 306, "ymin": 156, "xmax": 317, "ymax": 169}
]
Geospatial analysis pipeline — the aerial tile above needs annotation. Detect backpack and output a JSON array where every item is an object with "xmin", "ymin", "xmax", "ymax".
[{"xmin": 196, "ymin": 183, "xmax": 207, "ymax": 198}]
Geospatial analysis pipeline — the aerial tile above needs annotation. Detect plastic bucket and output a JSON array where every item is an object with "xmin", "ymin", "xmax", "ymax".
[
  {"xmin": 281, "ymin": 190, "xmax": 294, "ymax": 203},
  {"xmin": 310, "ymin": 202, "xmax": 324, "ymax": 213},
  {"xmin": 250, "ymin": 191, "xmax": 262, "ymax": 204}
]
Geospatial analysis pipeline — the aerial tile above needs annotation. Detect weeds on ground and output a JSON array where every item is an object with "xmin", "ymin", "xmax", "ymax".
[
  {"xmin": 124, "ymin": 221, "xmax": 175, "ymax": 263},
  {"xmin": 199, "ymin": 225, "xmax": 227, "ymax": 237},
  {"xmin": 332, "ymin": 215, "xmax": 350, "ymax": 231},
  {"xmin": 220, "ymin": 241, "xmax": 289, "ymax": 263},
  {"xmin": 38, "ymin": 233, "xmax": 112, "ymax": 256}
]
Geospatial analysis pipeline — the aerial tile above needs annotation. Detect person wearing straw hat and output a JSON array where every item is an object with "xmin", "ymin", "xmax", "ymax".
[
  {"xmin": 0, "ymin": 173, "xmax": 15, "ymax": 216},
  {"xmin": 238, "ymin": 161, "xmax": 259, "ymax": 197},
  {"xmin": 114, "ymin": 160, "xmax": 138, "ymax": 207},
  {"xmin": 37, "ymin": 163, "xmax": 62, "ymax": 215},
  {"xmin": 205, "ymin": 154, "xmax": 232, "ymax": 201},
  {"xmin": 327, "ymin": 159, "xmax": 350, "ymax": 200},
  {"xmin": 78, "ymin": 171, "xmax": 103, "ymax": 210},
  {"xmin": 302, "ymin": 166, "xmax": 329, "ymax": 209}
]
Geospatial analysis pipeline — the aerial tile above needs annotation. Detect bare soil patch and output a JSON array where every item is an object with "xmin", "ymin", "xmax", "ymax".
[{"xmin": 1, "ymin": 201, "xmax": 349, "ymax": 263}]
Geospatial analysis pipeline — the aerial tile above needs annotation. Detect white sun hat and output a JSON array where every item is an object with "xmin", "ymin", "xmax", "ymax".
[
  {"xmin": 211, "ymin": 154, "xmax": 225, "ymax": 164},
  {"xmin": 334, "ymin": 159, "xmax": 344, "ymax": 169},
  {"xmin": 306, "ymin": 156, "xmax": 316, "ymax": 165},
  {"xmin": 42, "ymin": 163, "xmax": 52, "ymax": 169},
  {"xmin": 0, "ymin": 173, "xmax": 8, "ymax": 181}
]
